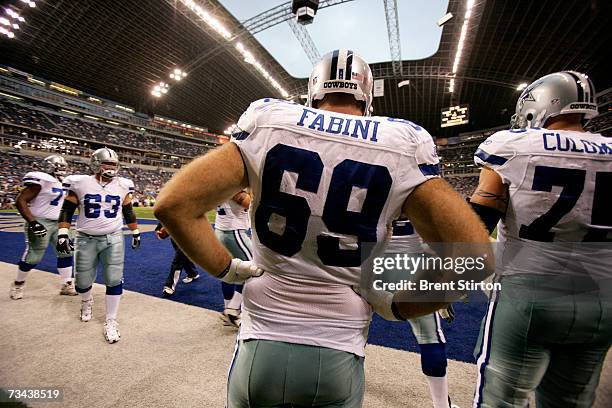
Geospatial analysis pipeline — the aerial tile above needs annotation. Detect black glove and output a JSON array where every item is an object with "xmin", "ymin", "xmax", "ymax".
[
  {"xmin": 28, "ymin": 220, "xmax": 47, "ymax": 238},
  {"xmin": 438, "ymin": 304, "xmax": 456, "ymax": 323},
  {"xmin": 56, "ymin": 228, "xmax": 73, "ymax": 255},
  {"xmin": 131, "ymin": 229, "xmax": 141, "ymax": 250}
]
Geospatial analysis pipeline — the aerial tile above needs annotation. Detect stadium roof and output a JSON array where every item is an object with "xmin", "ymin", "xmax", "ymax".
[{"xmin": 1, "ymin": 0, "xmax": 610, "ymax": 136}]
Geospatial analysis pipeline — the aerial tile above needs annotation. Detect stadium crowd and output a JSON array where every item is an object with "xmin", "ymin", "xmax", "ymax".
[
  {"xmin": 446, "ymin": 176, "xmax": 478, "ymax": 197},
  {"xmin": 0, "ymin": 150, "xmax": 173, "ymax": 209},
  {"xmin": 0, "ymin": 149, "xmax": 478, "ymax": 210},
  {"xmin": 0, "ymin": 100, "xmax": 210, "ymax": 158}
]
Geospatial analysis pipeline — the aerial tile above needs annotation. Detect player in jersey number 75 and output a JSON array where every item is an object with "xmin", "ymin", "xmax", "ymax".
[
  {"xmin": 156, "ymin": 49, "xmax": 493, "ymax": 407},
  {"xmin": 469, "ymin": 71, "xmax": 611, "ymax": 407},
  {"xmin": 9, "ymin": 154, "xmax": 76, "ymax": 300},
  {"xmin": 57, "ymin": 147, "xmax": 141, "ymax": 344}
]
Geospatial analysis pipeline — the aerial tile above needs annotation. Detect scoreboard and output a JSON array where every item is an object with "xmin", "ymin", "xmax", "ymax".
[{"xmin": 441, "ymin": 104, "xmax": 469, "ymax": 128}]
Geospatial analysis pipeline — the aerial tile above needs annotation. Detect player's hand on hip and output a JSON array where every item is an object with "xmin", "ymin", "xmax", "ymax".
[
  {"xmin": 352, "ymin": 285, "xmax": 398, "ymax": 321},
  {"xmin": 219, "ymin": 258, "xmax": 264, "ymax": 284},
  {"xmin": 131, "ymin": 229, "xmax": 141, "ymax": 250},
  {"xmin": 28, "ymin": 220, "xmax": 47, "ymax": 237},
  {"xmin": 56, "ymin": 228, "xmax": 73, "ymax": 255}
]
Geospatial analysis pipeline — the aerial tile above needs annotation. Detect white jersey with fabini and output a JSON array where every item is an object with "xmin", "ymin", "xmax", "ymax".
[
  {"xmin": 216, "ymin": 195, "xmax": 250, "ymax": 231},
  {"xmin": 63, "ymin": 175, "xmax": 135, "ymax": 235},
  {"xmin": 231, "ymin": 98, "xmax": 440, "ymax": 356},
  {"xmin": 474, "ymin": 128, "xmax": 612, "ymax": 278},
  {"xmin": 23, "ymin": 171, "xmax": 65, "ymax": 221}
]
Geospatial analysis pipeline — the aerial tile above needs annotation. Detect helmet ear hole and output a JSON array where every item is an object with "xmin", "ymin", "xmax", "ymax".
[{"xmin": 526, "ymin": 113, "xmax": 534, "ymax": 121}]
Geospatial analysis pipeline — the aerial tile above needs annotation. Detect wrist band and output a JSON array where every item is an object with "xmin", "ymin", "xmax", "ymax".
[{"xmin": 217, "ymin": 259, "xmax": 232, "ymax": 279}]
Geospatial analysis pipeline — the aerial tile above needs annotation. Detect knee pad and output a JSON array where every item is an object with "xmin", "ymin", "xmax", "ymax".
[
  {"xmin": 57, "ymin": 256, "xmax": 73, "ymax": 268},
  {"xmin": 419, "ymin": 343, "xmax": 448, "ymax": 377},
  {"xmin": 18, "ymin": 261, "xmax": 36, "ymax": 272},
  {"xmin": 106, "ymin": 283, "xmax": 123, "ymax": 295},
  {"xmin": 104, "ymin": 263, "xmax": 124, "ymax": 288},
  {"xmin": 76, "ymin": 285, "xmax": 92, "ymax": 294}
]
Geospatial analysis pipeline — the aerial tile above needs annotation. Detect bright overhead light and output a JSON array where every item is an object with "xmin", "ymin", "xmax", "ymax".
[
  {"xmin": 516, "ymin": 82, "xmax": 528, "ymax": 91},
  {"xmin": 234, "ymin": 42, "xmax": 289, "ymax": 98},
  {"xmin": 5, "ymin": 8, "xmax": 19, "ymax": 19},
  {"xmin": 180, "ymin": 0, "xmax": 232, "ymax": 40},
  {"xmin": 177, "ymin": 4, "xmax": 290, "ymax": 99},
  {"xmin": 449, "ymin": 0, "xmax": 476, "ymax": 92},
  {"xmin": 437, "ymin": 12, "xmax": 453, "ymax": 27}
]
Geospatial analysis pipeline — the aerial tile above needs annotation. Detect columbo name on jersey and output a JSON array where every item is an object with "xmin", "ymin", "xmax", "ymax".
[{"xmin": 542, "ymin": 132, "xmax": 612, "ymax": 155}]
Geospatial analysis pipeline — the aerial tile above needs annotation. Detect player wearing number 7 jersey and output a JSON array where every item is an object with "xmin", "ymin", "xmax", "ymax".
[
  {"xmin": 10, "ymin": 155, "xmax": 76, "ymax": 300},
  {"xmin": 58, "ymin": 148, "xmax": 141, "ymax": 344},
  {"xmin": 155, "ymin": 49, "xmax": 492, "ymax": 407},
  {"xmin": 469, "ymin": 71, "xmax": 612, "ymax": 407}
]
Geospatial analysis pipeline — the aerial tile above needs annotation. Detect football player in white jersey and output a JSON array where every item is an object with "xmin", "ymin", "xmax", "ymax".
[
  {"xmin": 469, "ymin": 71, "xmax": 612, "ymax": 407},
  {"xmin": 156, "ymin": 50, "xmax": 492, "ymax": 407},
  {"xmin": 57, "ymin": 148, "xmax": 141, "ymax": 344},
  {"xmin": 9, "ymin": 154, "xmax": 76, "ymax": 299},
  {"xmin": 215, "ymin": 190, "xmax": 252, "ymax": 328}
]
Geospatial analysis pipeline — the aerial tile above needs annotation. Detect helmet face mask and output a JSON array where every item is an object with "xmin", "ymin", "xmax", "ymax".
[
  {"xmin": 90, "ymin": 148, "xmax": 119, "ymax": 179},
  {"xmin": 43, "ymin": 155, "xmax": 68, "ymax": 181},
  {"xmin": 512, "ymin": 71, "xmax": 598, "ymax": 129},
  {"xmin": 306, "ymin": 49, "xmax": 373, "ymax": 116}
]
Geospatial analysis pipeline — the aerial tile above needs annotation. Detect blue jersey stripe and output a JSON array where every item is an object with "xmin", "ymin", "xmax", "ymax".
[
  {"xmin": 474, "ymin": 148, "xmax": 508, "ymax": 166},
  {"xmin": 418, "ymin": 163, "xmax": 440, "ymax": 176}
]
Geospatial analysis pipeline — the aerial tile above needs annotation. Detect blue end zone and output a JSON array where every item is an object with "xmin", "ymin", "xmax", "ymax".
[{"xmin": 0, "ymin": 217, "xmax": 487, "ymax": 363}]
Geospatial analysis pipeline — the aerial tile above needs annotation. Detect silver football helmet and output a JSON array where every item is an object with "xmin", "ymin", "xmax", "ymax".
[
  {"xmin": 510, "ymin": 71, "xmax": 598, "ymax": 129},
  {"xmin": 90, "ymin": 147, "xmax": 119, "ymax": 179},
  {"xmin": 306, "ymin": 49, "xmax": 373, "ymax": 116},
  {"xmin": 42, "ymin": 155, "xmax": 68, "ymax": 180}
]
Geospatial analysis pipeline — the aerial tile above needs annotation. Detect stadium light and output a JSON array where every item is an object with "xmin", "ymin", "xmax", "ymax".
[
  {"xmin": 151, "ymin": 81, "xmax": 169, "ymax": 97},
  {"xmin": 0, "ymin": 26, "xmax": 14, "ymax": 38},
  {"xmin": 224, "ymin": 124, "xmax": 238, "ymax": 135},
  {"xmin": 437, "ymin": 12, "xmax": 453, "ymax": 27},
  {"xmin": 180, "ymin": 0, "xmax": 232, "ymax": 40},
  {"xmin": 449, "ymin": 0, "xmax": 476, "ymax": 92},
  {"xmin": 169, "ymin": 68, "xmax": 187, "ymax": 81},
  {"xmin": 516, "ymin": 82, "xmax": 528, "ymax": 91},
  {"xmin": 235, "ymin": 42, "xmax": 289, "ymax": 98},
  {"xmin": 176, "ymin": 1, "xmax": 291, "ymax": 99}
]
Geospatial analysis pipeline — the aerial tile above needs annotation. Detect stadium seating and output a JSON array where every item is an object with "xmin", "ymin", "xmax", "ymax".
[{"xmin": 0, "ymin": 100, "xmax": 210, "ymax": 158}]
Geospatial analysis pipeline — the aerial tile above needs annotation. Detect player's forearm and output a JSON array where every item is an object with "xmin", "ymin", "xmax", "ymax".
[
  {"xmin": 58, "ymin": 196, "xmax": 78, "ymax": 230},
  {"xmin": 122, "ymin": 203, "xmax": 138, "ymax": 231},
  {"xmin": 15, "ymin": 198, "xmax": 35, "ymax": 223},
  {"xmin": 155, "ymin": 144, "xmax": 247, "ymax": 219}
]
